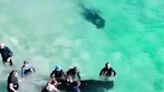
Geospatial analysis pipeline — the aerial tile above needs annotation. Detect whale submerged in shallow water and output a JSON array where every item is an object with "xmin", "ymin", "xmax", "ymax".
[
  {"xmin": 42, "ymin": 79, "xmax": 114, "ymax": 92},
  {"xmin": 81, "ymin": 8, "xmax": 106, "ymax": 29},
  {"xmin": 80, "ymin": 80, "xmax": 113, "ymax": 92}
]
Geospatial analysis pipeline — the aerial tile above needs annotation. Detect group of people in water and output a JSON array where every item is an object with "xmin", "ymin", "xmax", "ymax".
[{"xmin": 0, "ymin": 43, "xmax": 117, "ymax": 92}]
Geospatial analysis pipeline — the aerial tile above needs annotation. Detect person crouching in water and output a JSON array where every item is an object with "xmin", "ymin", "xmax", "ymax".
[
  {"xmin": 42, "ymin": 77, "xmax": 61, "ymax": 92},
  {"xmin": 0, "ymin": 43, "xmax": 13, "ymax": 66},
  {"xmin": 67, "ymin": 67, "xmax": 81, "ymax": 83},
  {"xmin": 50, "ymin": 65, "xmax": 67, "ymax": 81},
  {"xmin": 7, "ymin": 70, "xmax": 19, "ymax": 92},
  {"xmin": 21, "ymin": 60, "xmax": 36, "ymax": 78},
  {"xmin": 99, "ymin": 63, "xmax": 116, "ymax": 80}
]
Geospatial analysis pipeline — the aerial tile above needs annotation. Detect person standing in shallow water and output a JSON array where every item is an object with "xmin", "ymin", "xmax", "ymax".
[
  {"xmin": 99, "ymin": 63, "xmax": 116, "ymax": 80},
  {"xmin": 0, "ymin": 43, "xmax": 13, "ymax": 66},
  {"xmin": 67, "ymin": 67, "xmax": 81, "ymax": 82},
  {"xmin": 21, "ymin": 60, "xmax": 36, "ymax": 78},
  {"xmin": 50, "ymin": 65, "xmax": 67, "ymax": 80},
  {"xmin": 7, "ymin": 70, "xmax": 19, "ymax": 92}
]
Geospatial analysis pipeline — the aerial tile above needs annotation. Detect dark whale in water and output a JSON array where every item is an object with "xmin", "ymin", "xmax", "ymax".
[
  {"xmin": 42, "ymin": 79, "xmax": 114, "ymax": 92},
  {"xmin": 81, "ymin": 8, "xmax": 106, "ymax": 29}
]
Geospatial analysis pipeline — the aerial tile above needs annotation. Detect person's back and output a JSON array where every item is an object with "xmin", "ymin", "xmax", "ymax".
[
  {"xmin": 101, "ymin": 67, "xmax": 116, "ymax": 76},
  {"xmin": 7, "ymin": 70, "xmax": 19, "ymax": 92},
  {"xmin": 50, "ymin": 65, "xmax": 67, "ymax": 80},
  {"xmin": 0, "ymin": 46, "xmax": 11, "ymax": 58},
  {"xmin": 67, "ymin": 68, "xmax": 76, "ymax": 76},
  {"xmin": 67, "ymin": 67, "xmax": 81, "ymax": 81},
  {"xmin": 0, "ymin": 43, "xmax": 13, "ymax": 65},
  {"xmin": 50, "ymin": 70, "xmax": 63, "ymax": 78}
]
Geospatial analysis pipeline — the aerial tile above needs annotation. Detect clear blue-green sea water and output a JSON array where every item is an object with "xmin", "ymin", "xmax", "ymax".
[{"xmin": 0, "ymin": 0, "xmax": 164, "ymax": 92}]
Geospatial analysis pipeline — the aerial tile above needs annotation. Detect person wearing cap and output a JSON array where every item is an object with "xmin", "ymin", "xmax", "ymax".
[
  {"xmin": 0, "ymin": 43, "xmax": 13, "ymax": 66},
  {"xmin": 66, "ymin": 67, "xmax": 81, "ymax": 82},
  {"xmin": 50, "ymin": 65, "xmax": 67, "ymax": 80},
  {"xmin": 99, "ymin": 63, "xmax": 116, "ymax": 79},
  {"xmin": 21, "ymin": 60, "xmax": 36, "ymax": 78},
  {"xmin": 7, "ymin": 70, "xmax": 19, "ymax": 92}
]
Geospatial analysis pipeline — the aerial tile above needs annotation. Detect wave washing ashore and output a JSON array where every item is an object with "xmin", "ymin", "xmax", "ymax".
[{"xmin": 0, "ymin": 43, "xmax": 116, "ymax": 92}]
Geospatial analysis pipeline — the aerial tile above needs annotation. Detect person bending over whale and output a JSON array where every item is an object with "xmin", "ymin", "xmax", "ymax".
[
  {"xmin": 67, "ymin": 67, "xmax": 81, "ymax": 82},
  {"xmin": 42, "ymin": 77, "xmax": 61, "ymax": 92},
  {"xmin": 0, "ymin": 43, "xmax": 13, "ymax": 66},
  {"xmin": 99, "ymin": 63, "xmax": 116, "ymax": 80},
  {"xmin": 7, "ymin": 70, "xmax": 19, "ymax": 92},
  {"xmin": 21, "ymin": 60, "xmax": 36, "ymax": 78},
  {"xmin": 50, "ymin": 65, "xmax": 67, "ymax": 80}
]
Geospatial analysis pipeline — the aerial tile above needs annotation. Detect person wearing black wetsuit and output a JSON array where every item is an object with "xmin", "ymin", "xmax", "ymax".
[
  {"xmin": 99, "ymin": 63, "xmax": 116, "ymax": 79},
  {"xmin": 7, "ymin": 70, "xmax": 19, "ymax": 92},
  {"xmin": 0, "ymin": 43, "xmax": 13, "ymax": 66},
  {"xmin": 50, "ymin": 65, "xmax": 67, "ymax": 80},
  {"xmin": 67, "ymin": 67, "xmax": 81, "ymax": 82}
]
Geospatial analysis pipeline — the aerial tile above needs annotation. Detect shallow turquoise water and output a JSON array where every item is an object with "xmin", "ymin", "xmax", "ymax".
[{"xmin": 0, "ymin": 0, "xmax": 164, "ymax": 92}]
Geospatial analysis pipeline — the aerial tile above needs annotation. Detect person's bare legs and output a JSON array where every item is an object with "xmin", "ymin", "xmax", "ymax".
[{"xmin": 7, "ymin": 57, "xmax": 13, "ymax": 66}]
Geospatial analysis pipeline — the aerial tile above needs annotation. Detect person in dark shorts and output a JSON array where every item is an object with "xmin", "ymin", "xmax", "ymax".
[
  {"xmin": 99, "ymin": 62, "xmax": 116, "ymax": 80},
  {"xmin": 7, "ymin": 70, "xmax": 19, "ymax": 92},
  {"xmin": 50, "ymin": 65, "xmax": 67, "ymax": 80},
  {"xmin": 21, "ymin": 60, "xmax": 36, "ymax": 78},
  {"xmin": 0, "ymin": 43, "xmax": 13, "ymax": 66},
  {"xmin": 67, "ymin": 67, "xmax": 81, "ymax": 82}
]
